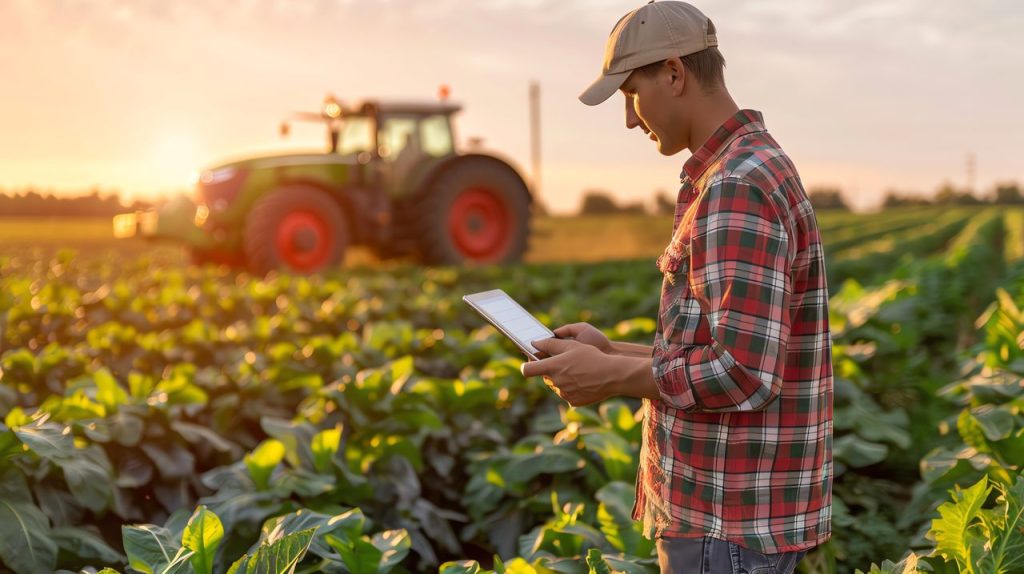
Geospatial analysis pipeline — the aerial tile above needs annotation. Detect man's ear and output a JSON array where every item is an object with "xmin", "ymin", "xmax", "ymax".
[{"xmin": 665, "ymin": 57, "xmax": 686, "ymax": 96}]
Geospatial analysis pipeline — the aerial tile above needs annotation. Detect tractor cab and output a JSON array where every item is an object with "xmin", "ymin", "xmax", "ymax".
[{"xmin": 285, "ymin": 97, "xmax": 462, "ymax": 195}]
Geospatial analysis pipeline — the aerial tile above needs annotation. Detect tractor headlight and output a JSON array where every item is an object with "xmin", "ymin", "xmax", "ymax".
[
  {"xmin": 195, "ymin": 204, "xmax": 210, "ymax": 227},
  {"xmin": 201, "ymin": 167, "xmax": 238, "ymax": 185}
]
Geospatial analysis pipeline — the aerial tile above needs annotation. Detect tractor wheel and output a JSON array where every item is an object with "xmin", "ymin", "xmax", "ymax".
[
  {"xmin": 415, "ymin": 161, "xmax": 530, "ymax": 265},
  {"xmin": 243, "ymin": 186, "xmax": 348, "ymax": 274}
]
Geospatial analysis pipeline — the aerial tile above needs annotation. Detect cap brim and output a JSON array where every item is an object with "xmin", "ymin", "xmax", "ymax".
[{"xmin": 578, "ymin": 69, "xmax": 632, "ymax": 106}]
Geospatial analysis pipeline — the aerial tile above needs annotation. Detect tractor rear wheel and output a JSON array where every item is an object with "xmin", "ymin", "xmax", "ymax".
[
  {"xmin": 415, "ymin": 160, "xmax": 530, "ymax": 265},
  {"xmin": 244, "ymin": 186, "xmax": 348, "ymax": 274}
]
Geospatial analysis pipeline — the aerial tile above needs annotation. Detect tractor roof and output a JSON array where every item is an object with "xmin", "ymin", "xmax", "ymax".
[{"xmin": 355, "ymin": 100, "xmax": 463, "ymax": 116}]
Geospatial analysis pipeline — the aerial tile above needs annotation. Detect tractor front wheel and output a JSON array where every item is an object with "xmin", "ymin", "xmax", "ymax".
[
  {"xmin": 244, "ymin": 186, "xmax": 349, "ymax": 274},
  {"xmin": 416, "ymin": 161, "xmax": 530, "ymax": 265}
]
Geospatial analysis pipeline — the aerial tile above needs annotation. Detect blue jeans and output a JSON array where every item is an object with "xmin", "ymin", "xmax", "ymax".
[{"xmin": 656, "ymin": 536, "xmax": 807, "ymax": 574}]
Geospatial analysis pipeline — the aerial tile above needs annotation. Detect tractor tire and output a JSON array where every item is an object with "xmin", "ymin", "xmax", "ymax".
[
  {"xmin": 415, "ymin": 160, "xmax": 530, "ymax": 265},
  {"xmin": 243, "ymin": 186, "xmax": 349, "ymax": 275}
]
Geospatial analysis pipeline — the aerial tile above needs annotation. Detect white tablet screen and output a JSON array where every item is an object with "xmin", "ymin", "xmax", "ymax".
[{"xmin": 467, "ymin": 290, "xmax": 553, "ymax": 355}]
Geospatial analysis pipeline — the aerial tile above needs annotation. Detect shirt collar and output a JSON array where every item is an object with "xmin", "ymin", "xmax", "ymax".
[{"xmin": 681, "ymin": 109, "xmax": 766, "ymax": 183}]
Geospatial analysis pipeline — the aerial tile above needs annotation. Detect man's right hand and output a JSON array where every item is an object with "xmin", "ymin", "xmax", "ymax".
[{"xmin": 553, "ymin": 323, "xmax": 612, "ymax": 354}]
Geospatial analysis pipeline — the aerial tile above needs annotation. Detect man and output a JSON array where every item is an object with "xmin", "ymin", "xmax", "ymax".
[{"xmin": 520, "ymin": 2, "xmax": 833, "ymax": 572}]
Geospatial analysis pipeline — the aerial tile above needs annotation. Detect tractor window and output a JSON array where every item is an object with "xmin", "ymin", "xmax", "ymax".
[
  {"xmin": 379, "ymin": 117, "xmax": 418, "ymax": 161},
  {"xmin": 420, "ymin": 115, "xmax": 453, "ymax": 157},
  {"xmin": 337, "ymin": 117, "xmax": 374, "ymax": 156}
]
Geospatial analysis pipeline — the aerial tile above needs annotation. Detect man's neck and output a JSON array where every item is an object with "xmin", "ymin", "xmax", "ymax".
[{"xmin": 687, "ymin": 92, "xmax": 740, "ymax": 154}]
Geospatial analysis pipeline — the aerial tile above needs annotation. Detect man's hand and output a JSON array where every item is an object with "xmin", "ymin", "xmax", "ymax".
[
  {"xmin": 521, "ymin": 338, "xmax": 617, "ymax": 407},
  {"xmin": 552, "ymin": 323, "xmax": 613, "ymax": 354}
]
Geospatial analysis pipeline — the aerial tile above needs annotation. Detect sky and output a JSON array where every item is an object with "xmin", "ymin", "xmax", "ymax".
[{"xmin": 0, "ymin": 0, "xmax": 1021, "ymax": 213}]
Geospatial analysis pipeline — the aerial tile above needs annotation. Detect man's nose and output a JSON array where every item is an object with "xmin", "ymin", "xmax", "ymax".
[{"xmin": 624, "ymin": 96, "xmax": 644, "ymax": 130}]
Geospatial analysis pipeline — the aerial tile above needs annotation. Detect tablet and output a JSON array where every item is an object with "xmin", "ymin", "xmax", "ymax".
[{"xmin": 462, "ymin": 289, "xmax": 555, "ymax": 360}]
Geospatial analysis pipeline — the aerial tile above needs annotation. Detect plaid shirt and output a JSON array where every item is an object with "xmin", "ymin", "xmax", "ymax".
[{"xmin": 635, "ymin": 110, "xmax": 833, "ymax": 553}]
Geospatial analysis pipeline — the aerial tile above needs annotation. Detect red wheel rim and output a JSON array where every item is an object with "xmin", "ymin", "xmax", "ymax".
[
  {"xmin": 447, "ymin": 187, "xmax": 511, "ymax": 262},
  {"xmin": 275, "ymin": 211, "xmax": 333, "ymax": 271}
]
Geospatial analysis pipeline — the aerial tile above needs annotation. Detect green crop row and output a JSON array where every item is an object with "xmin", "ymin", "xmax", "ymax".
[{"xmin": 1, "ymin": 209, "xmax": 1022, "ymax": 574}]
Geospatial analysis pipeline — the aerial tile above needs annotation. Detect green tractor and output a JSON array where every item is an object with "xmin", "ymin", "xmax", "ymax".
[{"xmin": 114, "ymin": 95, "xmax": 533, "ymax": 273}]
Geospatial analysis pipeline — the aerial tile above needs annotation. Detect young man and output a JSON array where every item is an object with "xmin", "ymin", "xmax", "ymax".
[{"xmin": 520, "ymin": 2, "xmax": 833, "ymax": 572}]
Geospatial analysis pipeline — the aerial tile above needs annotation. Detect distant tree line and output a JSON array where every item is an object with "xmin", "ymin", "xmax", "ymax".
[
  {"xmin": 0, "ymin": 188, "xmax": 154, "ymax": 217},
  {"xmin": 578, "ymin": 189, "xmax": 677, "ymax": 216},
  {"xmin": 576, "ymin": 180, "xmax": 1024, "ymax": 216},
  {"xmin": 881, "ymin": 181, "xmax": 1024, "ymax": 208}
]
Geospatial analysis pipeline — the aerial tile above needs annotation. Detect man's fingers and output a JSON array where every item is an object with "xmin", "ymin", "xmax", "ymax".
[
  {"xmin": 521, "ymin": 357, "xmax": 552, "ymax": 378},
  {"xmin": 532, "ymin": 336, "xmax": 579, "ymax": 355},
  {"xmin": 553, "ymin": 323, "xmax": 589, "ymax": 338}
]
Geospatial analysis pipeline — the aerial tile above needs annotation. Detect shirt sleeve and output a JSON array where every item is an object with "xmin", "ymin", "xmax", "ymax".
[{"xmin": 652, "ymin": 177, "xmax": 793, "ymax": 412}]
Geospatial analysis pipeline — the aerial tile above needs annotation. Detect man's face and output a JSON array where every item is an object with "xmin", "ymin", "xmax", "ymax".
[{"xmin": 619, "ymin": 65, "xmax": 688, "ymax": 156}]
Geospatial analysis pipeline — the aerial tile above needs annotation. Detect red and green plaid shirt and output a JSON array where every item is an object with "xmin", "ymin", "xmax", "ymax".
[{"xmin": 636, "ymin": 110, "xmax": 833, "ymax": 553}]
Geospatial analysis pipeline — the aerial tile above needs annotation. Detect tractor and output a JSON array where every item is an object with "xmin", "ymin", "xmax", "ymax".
[{"xmin": 113, "ymin": 94, "xmax": 533, "ymax": 273}]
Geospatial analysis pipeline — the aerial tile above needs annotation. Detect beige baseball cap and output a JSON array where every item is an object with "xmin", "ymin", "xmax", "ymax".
[{"xmin": 579, "ymin": 1, "xmax": 718, "ymax": 106}]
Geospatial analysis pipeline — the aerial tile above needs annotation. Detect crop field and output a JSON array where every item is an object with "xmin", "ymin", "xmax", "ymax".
[{"xmin": 1, "ymin": 206, "xmax": 1023, "ymax": 574}]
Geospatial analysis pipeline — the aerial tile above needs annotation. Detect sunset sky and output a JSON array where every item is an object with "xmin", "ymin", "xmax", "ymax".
[{"xmin": 1, "ymin": 0, "xmax": 1020, "ymax": 213}]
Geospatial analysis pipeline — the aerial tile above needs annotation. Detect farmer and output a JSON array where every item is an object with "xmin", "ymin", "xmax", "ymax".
[{"xmin": 520, "ymin": 2, "xmax": 833, "ymax": 572}]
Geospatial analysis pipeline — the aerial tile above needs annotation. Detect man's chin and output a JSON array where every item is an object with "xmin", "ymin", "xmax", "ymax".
[{"xmin": 656, "ymin": 140, "xmax": 685, "ymax": 156}]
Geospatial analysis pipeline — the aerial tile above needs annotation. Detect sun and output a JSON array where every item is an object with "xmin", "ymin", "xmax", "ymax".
[{"xmin": 148, "ymin": 129, "xmax": 204, "ymax": 190}]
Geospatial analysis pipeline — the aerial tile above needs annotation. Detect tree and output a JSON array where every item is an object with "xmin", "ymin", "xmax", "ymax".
[
  {"xmin": 807, "ymin": 187, "xmax": 849, "ymax": 211},
  {"xmin": 882, "ymin": 190, "xmax": 930, "ymax": 208},
  {"xmin": 653, "ymin": 189, "xmax": 675, "ymax": 215},
  {"xmin": 578, "ymin": 190, "xmax": 620, "ymax": 215},
  {"xmin": 0, "ymin": 188, "xmax": 152, "ymax": 216},
  {"xmin": 935, "ymin": 182, "xmax": 981, "ymax": 205},
  {"xmin": 993, "ymin": 182, "xmax": 1023, "ymax": 204}
]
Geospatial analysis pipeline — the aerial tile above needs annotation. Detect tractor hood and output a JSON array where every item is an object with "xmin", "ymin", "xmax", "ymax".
[{"xmin": 202, "ymin": 152, "xmax": 358, "ymax": 175}]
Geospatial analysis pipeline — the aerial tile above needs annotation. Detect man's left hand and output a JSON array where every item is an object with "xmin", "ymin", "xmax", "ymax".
[{"xmin": 521, "ymin": 338, "xmax": 619, "ymax": 407}]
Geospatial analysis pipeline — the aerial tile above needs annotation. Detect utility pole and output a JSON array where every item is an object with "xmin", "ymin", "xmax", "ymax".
[
  {"xmin": 966, "ymin": 152, "xmax": 976, "ymax": 195},
  {"xmin": 529, "ymin": 81, "xmax": 541, "ymax": 197}
]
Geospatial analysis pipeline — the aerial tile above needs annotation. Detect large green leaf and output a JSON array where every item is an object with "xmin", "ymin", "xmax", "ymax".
[
  {"xmin": 595, "ymin": 482, "xmax": 652, "ymax": 557},
  {"xmin": 140, "ymin": 441, "xmax": 196, "ymax": 480},
  {"xmin": 979, "ymin": 476, "xmax": 1024, "ymax": 574},
  {"xmin": 833, "ymin": 435, "xmax": 889, "ymax": 468},
  {"xmin": 310, "ymin": 426, "xmax": 342, "ymax": 474},
  {"xmin": 122, "ymin": 524, "xmax": 181, "ymax": 574},
  {"xmin": 970, "ymin": 405, "xmax": 1017, "ymax": 442},
  {"xmin": 930, "ymin": 476, "xmax": 990, "ymax": 573},
  {"xmin": 198, "ymin": 489, "xmax": 283, "ymax": 535},
  {"xmin": 227, "ymin": 527, "xmax": 315, "ymax": 574},
  {"xmin": 580, "ymin": 431, "xmax": 635, "ymax": 483},
  {"xmin": 602, "ymin": 554, "xmax": 660, "ymax": 574},
  {"xmin": 439, "ymin": 561, "xmax": 486, "ymax": 574},
  {"xmin": 854, "ymin": 554, "xmax": 921, "ymax": 574},
  {"xmin": 245, "ymin": 439, "xmax": 286, "ymax": 490},
  {"xmin": 57, "ymin": 444, "xmax": 114, "ymax": 513},
  {"xmin": 93, "ymin": 367, "xmax": 129, "ymax": 411},
  {"xmin": 585, "ymin": 548, "xmax": 613, "ymax": 574},
  {"xmin": 260, "ymin": 417, "xmax": 316, "ymax": 470},
  {"xmin": 504, "ymin": 445, "xmax": 583, "ymax": 483},
  {"xmin": 182, "ymin": 505, "xmax": 224, "ymax": 574},
  {"xmin": 371, "ymin": 529, "xmax": 411, "ymax": 572},
  {"xmin": 52, "ymin": 525, "xmax": 127, "ymax": 565},
  {"xmin": 0, "ymin": 485, "xmax": 58, "ymax": 574},
  {"xmin": 325, "ymin": 534, "xmax": 382, "ymax": 574},
  {"xmin": 172, "ymin": 421, "xmax": 238, "ymax": 454},
  {"xmin": 82, "ymin": 410, "xmax": 144, "ymax": 446},
  {"xmin": 258, "ymin": 508, "xmax": 364, "ymax": 561},
  {"xmin": 14, "ymin": 417, "xmax": 73, "ymax": 459}
]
